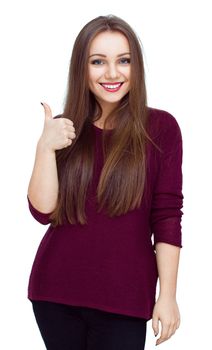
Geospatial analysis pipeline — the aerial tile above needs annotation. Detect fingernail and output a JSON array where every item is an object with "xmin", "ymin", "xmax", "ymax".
[{"xmin": 40, "ymin": 102, "xmax": 44, "ymax": 106}]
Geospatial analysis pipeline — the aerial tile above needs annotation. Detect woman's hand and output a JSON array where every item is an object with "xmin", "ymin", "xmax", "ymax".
[
  {"xmin": 39, "ymin": 102, "xmax": 76, "ymax": 151},
  {"xmin": 152, "ymin": 296, "xmax": 180, "ymax": 346}
]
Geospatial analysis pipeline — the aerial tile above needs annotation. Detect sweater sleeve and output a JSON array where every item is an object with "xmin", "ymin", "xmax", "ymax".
[
  {"xmin": 150, "ymin": 114, "xmax": 184, "ymax": 249},
  {"xmin": 27, "ymin": 196, "xmax": 52, "ymax": 225}
]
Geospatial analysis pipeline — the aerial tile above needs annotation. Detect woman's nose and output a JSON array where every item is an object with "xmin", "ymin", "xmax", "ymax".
[{"xmin": 105, "ymin": 63, "xmax": 120, "ymax": 80}]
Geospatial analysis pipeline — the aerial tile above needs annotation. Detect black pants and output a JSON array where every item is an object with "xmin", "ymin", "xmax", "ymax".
[{"xmin": 31, "ymin": 300, "xmax": 147, "ymax": 350}]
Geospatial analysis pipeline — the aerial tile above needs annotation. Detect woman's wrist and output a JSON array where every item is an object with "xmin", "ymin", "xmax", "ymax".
[
  {"xmin": 37, "ymin": 137, "xmax": 56, "ymax": 154},
  {"xmin": 158, "ymin": 291, "xmax": 177, "ymax": 301}
]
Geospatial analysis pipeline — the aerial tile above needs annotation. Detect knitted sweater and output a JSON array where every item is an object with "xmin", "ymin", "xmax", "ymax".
[{"xmin": 27, "ymin": 107, "xmax": 184, "ymax": 320}]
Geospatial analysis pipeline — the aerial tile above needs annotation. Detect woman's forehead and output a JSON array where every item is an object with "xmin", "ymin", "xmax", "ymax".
[{"xmin": 89, "ymin": 31, "xmax": 130, "ymax": 56}]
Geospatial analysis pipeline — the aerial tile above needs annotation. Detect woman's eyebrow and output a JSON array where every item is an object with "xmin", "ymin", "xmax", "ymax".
[{"xmin": 88, "ymin": 52, "xmax": 131, "ymax": 58}]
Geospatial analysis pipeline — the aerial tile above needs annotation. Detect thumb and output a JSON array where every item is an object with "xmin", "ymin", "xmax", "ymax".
[
  {"xmin": 152, "ymin": 315, "xmax": 159, "ymax": 337},
  {"xmin": 41, "ymin": 102, "xmax": 53, "ymax": 120}
]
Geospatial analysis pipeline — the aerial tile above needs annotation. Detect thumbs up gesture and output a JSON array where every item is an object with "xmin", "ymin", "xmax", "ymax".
[{"xmin": 39, "ymin": 102, "xmax": 76, "ymax": 151}]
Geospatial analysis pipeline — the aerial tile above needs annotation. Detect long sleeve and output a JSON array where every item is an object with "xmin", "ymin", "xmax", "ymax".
[
  {"xmin": 27, "ymin": 196, "xmax": 52, "ymax": 225},
  {"xmin": 150, "ymin": 114, "xmax": 184, "ymax": 248}
]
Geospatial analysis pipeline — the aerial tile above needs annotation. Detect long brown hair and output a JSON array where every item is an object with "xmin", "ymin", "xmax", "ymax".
[{"xmin": 50, "ymin": 15, "xmax": 160, "ymax": 226}]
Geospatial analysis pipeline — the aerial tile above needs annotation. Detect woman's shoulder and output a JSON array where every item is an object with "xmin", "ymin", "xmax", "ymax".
[
  {"xmin": 146, "ymin": 106, "xmax": 182, "ymax": 141},
  {"xmin": 147, "ymin": 106, "xmax": 180, "ymax": 127}
]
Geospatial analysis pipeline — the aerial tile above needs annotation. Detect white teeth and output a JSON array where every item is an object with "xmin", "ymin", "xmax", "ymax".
[{"xmin": 101, "ymin": 83, "xmax": 122, "ymax": 89}]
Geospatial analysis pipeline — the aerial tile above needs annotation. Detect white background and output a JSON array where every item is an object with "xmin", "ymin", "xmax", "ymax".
[{"xmin": 0, "ymin": 0, "xmax": 211, "ymax": 348}]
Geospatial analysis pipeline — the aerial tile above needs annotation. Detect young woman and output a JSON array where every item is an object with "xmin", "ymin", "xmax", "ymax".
[{"xmin": 27, "ymin": 15, "xmax": 184, "ymax": 350}]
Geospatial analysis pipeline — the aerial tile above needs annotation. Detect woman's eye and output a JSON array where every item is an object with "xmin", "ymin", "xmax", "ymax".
[
  {"xmin": 90, "ymin": 58, "xmax": 130, "ymax": 65},
  {"xmin": 91, "ymin": 59, "xmax": 104, "ymax": 65},
  {"xmin": 120, "ymin": 58, "xmax": 131, "ymax": 64}
]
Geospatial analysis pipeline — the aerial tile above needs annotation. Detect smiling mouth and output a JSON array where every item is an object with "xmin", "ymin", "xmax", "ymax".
[{"xmin": 99, "ymin": 82, "xmax": 124, "ymax": 92}]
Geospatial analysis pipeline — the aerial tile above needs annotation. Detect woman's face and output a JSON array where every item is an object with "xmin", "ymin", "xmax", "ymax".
[{"xmin": 88, "ymin": 31, "xmax": 131, "ymax": 111}]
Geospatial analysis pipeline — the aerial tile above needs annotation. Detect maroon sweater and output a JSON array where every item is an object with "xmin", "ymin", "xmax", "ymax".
[{"xmin": 27, "ymin": 107, "xmax": 183, "ymax": 320}]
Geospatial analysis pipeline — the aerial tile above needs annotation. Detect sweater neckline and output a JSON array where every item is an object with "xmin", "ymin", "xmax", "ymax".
[{"xmin": 92, "ymin": 123, "xmax": 114, "ymax": 133}]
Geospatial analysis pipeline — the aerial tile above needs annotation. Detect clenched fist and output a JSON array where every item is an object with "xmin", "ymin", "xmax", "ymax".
[{"xmin": 39, "ymin": 102, "xmax": 76, "ymax": 151}]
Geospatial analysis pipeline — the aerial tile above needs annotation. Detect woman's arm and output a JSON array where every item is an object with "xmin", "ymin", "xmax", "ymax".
[
  {"xmin": 149, "ymin": 111, "xmax": 184, "ymax": 345},
  {"xmin": 156, "ymin": 242, "xmax": 180, "ymax": 298},
  {"xmin": 27, "ymin": 102, "xmax": 76, "ymax": 213},
  {"xmin": 27, "ymin": 140, "xmax": 59, "ymax": 213},
  {"xmin": 152, "ymin": 242, "xmax": 181, "ymax": 346}
]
